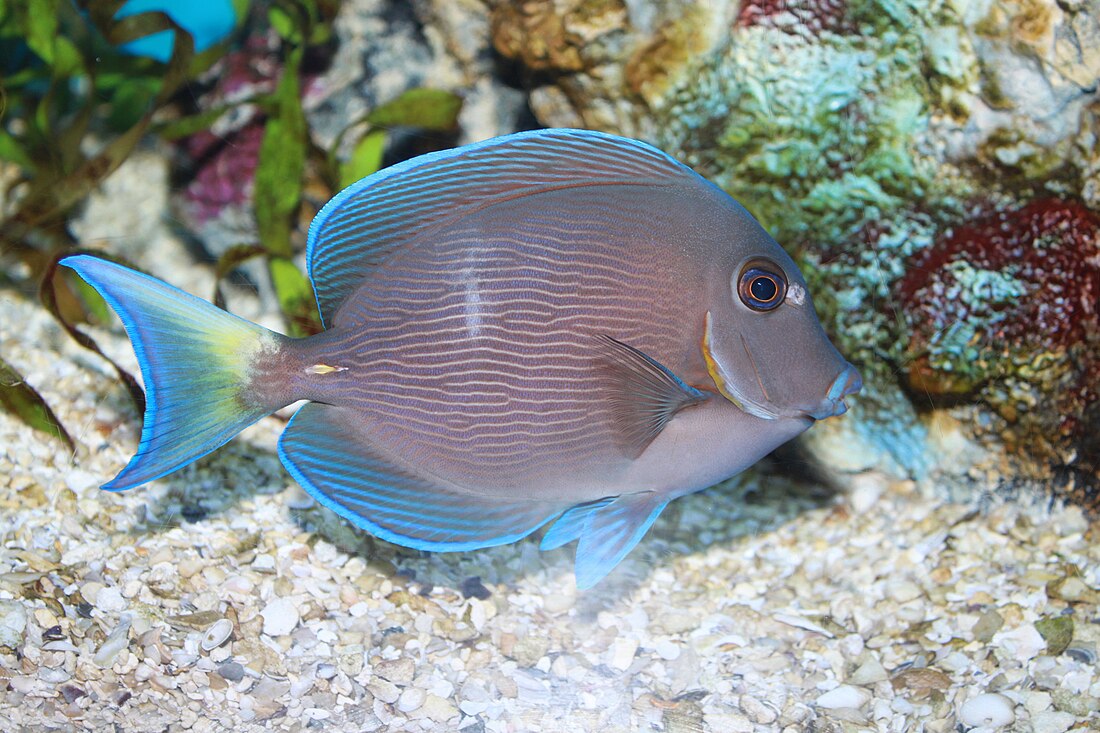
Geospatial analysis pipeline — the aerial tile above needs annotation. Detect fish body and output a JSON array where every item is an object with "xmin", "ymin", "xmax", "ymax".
[
  {"xmin": 283, "ymin": 184, "xmax": 793, "ymax": 501},
  {"xmin": 64, "ymin": 129, "xmax": 860, "ymax": 588}
]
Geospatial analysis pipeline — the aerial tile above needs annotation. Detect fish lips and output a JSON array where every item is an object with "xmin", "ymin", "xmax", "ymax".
[
  {"xmin": 710, "ymin": 358, "xmax": 862, "ymax": 423},
  {"xmin": 804, "ymin": 364, "xmax": 863, "ymax": 421}
]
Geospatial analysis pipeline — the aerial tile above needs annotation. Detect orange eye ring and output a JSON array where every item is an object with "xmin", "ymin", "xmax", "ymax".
[{"xmin": 737, "ymin": 265, "xmax": 787, "ymax": 311}]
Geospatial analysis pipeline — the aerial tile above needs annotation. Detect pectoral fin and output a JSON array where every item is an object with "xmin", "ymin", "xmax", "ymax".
[{"xmin": 594, "ymin": 334, "xmax": 705, "ymax": 457}]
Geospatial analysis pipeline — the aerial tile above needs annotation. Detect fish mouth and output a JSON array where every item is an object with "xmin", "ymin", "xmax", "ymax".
[{"xmin": 806, "ymin": 364, "xmax": 862, "ymax": 420}]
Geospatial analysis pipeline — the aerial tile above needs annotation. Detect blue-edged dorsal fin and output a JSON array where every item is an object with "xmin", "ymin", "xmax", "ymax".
[
  {"xmin": 593, "ymin": 334, "xmax": 706, "ymax": 458},
  {"xmin": 278, "ymin": 402, "xmax": 563, "ymax": 552},
  {"xmin": 307, "ymin": 128, "xmax": 703, "ymax": 326},
  {"xmin": 543, "ymin": 492, "xmax": 669, "ymax": 589}
]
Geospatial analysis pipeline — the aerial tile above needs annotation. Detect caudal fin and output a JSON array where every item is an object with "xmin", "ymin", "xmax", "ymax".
[{"xmin": 62, "ymin": 255, "xmax": 283, "ymax": 490}]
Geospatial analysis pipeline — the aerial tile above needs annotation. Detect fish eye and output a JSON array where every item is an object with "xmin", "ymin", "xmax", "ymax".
[{"xmin": 736, "ymin": 262, "xmax": 787, "ymax": 311}]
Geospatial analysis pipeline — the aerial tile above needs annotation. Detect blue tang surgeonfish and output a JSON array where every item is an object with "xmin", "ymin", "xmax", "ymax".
[
  {"xmin": 63, "ymin": 129, "xmax": 861, "ymax": 588},
  {"xmin": 114, "ymin": 0, "xmax": 238, "ymax": 62}
]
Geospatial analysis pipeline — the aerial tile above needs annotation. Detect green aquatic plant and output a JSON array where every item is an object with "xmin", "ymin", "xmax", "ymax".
[
  {"xmin": 0, "ymin": 354, "xmax": 72, "ymax": 449},
  {"xmin": 0, "ymin": 0, "xmax": 462, "ymax": 443},
  {"xmin": 0, "ymin": 0, "xmax": 233, "ymax": 440}
]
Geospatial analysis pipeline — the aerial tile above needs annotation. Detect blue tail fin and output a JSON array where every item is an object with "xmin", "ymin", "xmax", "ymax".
[{"xmin": 62, "ymin": 255, "xmax": 283, "ymax": 490}]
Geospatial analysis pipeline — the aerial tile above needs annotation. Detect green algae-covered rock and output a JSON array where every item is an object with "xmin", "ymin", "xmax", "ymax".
[{"xmin": 1035, "ymin": 615, "xmax": 1074, "ymax": 656}]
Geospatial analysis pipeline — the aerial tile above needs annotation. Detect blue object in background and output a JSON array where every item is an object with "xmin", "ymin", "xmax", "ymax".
[{"xmin": 115, "ymin": 0, "xmax": 237, "ymax": 62}]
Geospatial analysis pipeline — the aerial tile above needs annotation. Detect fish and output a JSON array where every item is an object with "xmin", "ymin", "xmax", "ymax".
[
  {"xmin": 114, "ymin": 0, "xmax": 238, "ymax": 62},
  {"xmin": 62, "ymin": 128, "xmax": 861, "ymax": 588}
]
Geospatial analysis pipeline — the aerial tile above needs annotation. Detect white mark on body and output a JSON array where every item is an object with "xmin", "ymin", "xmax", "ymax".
[{"xmin": 462, "ymin": 266, "xmax": 484, "ymax": 338}]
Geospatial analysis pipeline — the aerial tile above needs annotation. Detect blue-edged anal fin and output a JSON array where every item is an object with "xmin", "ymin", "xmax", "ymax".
[
  {"xmin": 278, "ymin": 402, "xmax": 565, "ymax": 552},
  {"xmin": 593, "ymin": 334, "xmax": 706, "ymax": 458},
  {"xmin": 542, "ymin": 492, "xmax": 669, "ymax": 589}
]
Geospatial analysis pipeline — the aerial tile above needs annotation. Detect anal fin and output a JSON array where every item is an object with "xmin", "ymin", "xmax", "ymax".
[{"xmin": 279, "ymin": 402, "xmax": 562, "ymax": 551}]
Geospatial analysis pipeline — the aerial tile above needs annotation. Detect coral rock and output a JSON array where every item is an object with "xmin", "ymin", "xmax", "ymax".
[
  {"xmin": 898, "ymin": 198, "xmax": 1100, "ymax": 504},
  {"xmin": 736, "ymin": 0, "xmax": 853, "ymax": 36},
  {"xmin": 899, "ymin": 198, "xmax": 1098, "ymax": 397}
]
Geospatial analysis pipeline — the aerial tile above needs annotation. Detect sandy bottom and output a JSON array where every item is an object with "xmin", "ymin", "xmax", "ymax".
[{"xmin": 1, "ymin": 286, "xmax": 1098, "ymax": 733}]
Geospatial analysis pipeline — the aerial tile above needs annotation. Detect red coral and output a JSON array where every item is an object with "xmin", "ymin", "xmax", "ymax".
[
  {"xmin": 176, "ymin": 30, "xmax": 324, "ymax": 228},
  {"xmin": 898, "ymin": 197, "xmax": 1100, "ymax": 472},
  {"xmin": 737, "ymin": 0, "xmax": 852, "ymax": 36},
  {"xmin": 895, "ymin": 198, "xmax": 1100, "ymax": 504},
  {"xmin": 182, "ymin": 124, "xmax": 265, "ymax": 224},
  {"xmin": 899, "ymin": 198, "xmax": 1100, "ymax": 351}
]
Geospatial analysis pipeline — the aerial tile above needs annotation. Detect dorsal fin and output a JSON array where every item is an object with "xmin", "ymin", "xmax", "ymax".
[{"xmin": 306, "ymin": 128, "xmax": 704, "ymax": 326}]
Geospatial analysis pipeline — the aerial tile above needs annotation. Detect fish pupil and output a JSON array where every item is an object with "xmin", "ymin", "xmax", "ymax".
[{"xmin": 750, "ymin": 275, "xmax": 778, "ymax": 303}]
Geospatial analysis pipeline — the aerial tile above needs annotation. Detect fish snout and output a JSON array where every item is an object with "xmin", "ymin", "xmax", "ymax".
[{"xmin": 807, "ymin": 364, "xmax": 862, "ymax": 420}]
